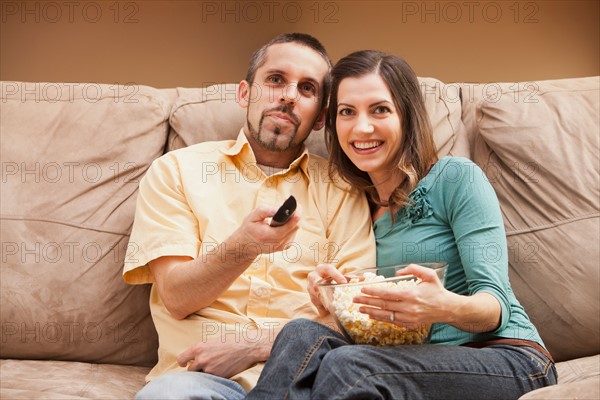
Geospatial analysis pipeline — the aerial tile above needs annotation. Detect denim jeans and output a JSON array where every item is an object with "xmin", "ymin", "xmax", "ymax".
[
  {"xmin": 247, "ymin": 319, "xmax": 557, "ymax": 400},
  {"xmin": 135, "ymin": 370, "xmax": 246, "ymax": 400}
]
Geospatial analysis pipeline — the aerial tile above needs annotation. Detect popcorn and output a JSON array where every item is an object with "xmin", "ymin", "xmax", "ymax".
[{"xmin": 331, "ymin": 272, "xmax": 429, "ymax": 345}]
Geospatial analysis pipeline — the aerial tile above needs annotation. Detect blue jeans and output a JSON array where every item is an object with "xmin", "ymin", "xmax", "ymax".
[
  {"xmin": 247, "ymin": 319, "xmax": 557, "ymax": 400},
  {"xmin": 135, "ymin": 371, "xmax": 246, "ymax": 400}
]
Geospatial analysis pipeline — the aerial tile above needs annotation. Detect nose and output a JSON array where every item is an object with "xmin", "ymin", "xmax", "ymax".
[
  {"xmin": 354, "ymin": 114, "xmax": 374, "ymax": 134},
  {"xmin": 280, "ymin": 84, "xmax": 299, "ymax": 105}
]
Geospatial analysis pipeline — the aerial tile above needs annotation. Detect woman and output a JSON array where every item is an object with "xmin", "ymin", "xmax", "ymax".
[{"xmin": 247, "ymin": 51, "xmax": 557, "ymax": 400}]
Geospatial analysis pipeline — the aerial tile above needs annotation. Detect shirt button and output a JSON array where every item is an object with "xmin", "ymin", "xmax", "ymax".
[{"xmin": 255, "ymin": 288, "xmax": 267, "ymax": 297}]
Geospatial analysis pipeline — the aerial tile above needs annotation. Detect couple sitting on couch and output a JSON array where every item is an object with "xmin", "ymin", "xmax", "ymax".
[{"xmin": 123, "ymin": 32, "xmax": 557, "ymax": 400}]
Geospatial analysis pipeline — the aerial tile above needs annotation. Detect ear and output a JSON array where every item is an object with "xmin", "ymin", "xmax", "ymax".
[
  {"xmin": 312, "ymin": 107, "xmax": 328, "ymax": 131},
  {"xmin": 237, "ymin": 80, "xmax": 250, "ymax": 109}
]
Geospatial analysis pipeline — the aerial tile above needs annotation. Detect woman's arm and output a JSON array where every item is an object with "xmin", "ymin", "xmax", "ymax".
[{"xmin": 355, "ymin": 263, "xmax": 501, "ymax": 333}]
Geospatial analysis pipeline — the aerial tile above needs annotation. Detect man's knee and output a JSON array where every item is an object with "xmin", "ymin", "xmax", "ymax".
[
  {"xmin": 321, "ymin": 345, "xmax": 376, "ymax": 373},
  {"xmin": 280, "ymin": 318, "xmax": 337, "ymax": 342}
]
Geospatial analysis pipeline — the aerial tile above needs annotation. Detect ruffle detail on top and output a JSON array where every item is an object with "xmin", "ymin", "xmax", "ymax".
[{"xmin": 404, "ymin": 186, "xmax": 432, "ymax": 224}]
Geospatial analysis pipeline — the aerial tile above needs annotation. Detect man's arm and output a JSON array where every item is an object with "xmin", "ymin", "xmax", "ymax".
[{"xmin": 150, "ymin": 207, "xmax": 301, "ymax": 320}]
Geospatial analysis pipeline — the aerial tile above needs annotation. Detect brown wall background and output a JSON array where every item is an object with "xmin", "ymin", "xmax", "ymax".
[{"xmin": 1, "ymin": 0, "xmax": 598, "ymax": 87}]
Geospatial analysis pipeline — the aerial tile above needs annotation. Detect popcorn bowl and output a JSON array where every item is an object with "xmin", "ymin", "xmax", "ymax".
[{"xmin": 317, "ymin": 262, "xmax": 447, "ymax": 346}]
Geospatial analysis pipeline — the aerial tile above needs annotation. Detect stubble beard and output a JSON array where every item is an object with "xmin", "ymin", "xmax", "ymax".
[{"xmin": 247, "ymin": 107, "xmax": 300, "ymax": 153}]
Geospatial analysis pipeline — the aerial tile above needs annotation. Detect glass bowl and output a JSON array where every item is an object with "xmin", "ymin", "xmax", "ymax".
[{"xmin": 317, "ymin": 262, "xmax": 447, "ymax": 346}]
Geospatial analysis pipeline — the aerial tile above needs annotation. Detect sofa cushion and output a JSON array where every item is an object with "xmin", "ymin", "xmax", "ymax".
[
  {"xmin": 0, "ymin": 359, "xmax": 149, "ymax": 399},
  {"xmin": 167, "ymin": 79, "xmax": 469, "ymax": 159},
  {"xmin": 0, "ymin": 82, "xmax": 170, "ymax": 366},
  {"xmin": 519, "ymin": 377, "xmax": 600, "ymax": 400},
  {"xmin": 167, "ymin": 84, "xmax": 247, "ymax": 151},
  {"xmin": 555, "ymin": 354, "xmax": 600, "ymax": 384},
  {"xmin": 419, "ymin": 77, "xmax": 470, "ymax": 158},
  {"xmin": 468, "ymin": 77, "xmax": 600, "ymax": 362}
]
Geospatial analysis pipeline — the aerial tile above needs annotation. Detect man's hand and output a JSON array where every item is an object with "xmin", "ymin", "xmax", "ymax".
[
  {"xmin": 228, "ymin": 205, "xmax": 302, "ymax": 261},
  {"xmin": 176, "ymin": 326, "xmax": 274, "ymax": 378}
]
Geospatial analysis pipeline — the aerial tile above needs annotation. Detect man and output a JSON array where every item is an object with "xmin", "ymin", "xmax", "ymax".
[{"xmin": 123, "ymin": 33, "xmax": 375, "ymax": 400}]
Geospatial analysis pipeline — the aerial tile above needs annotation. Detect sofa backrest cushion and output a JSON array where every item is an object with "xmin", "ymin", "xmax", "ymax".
[
  {"xmin": 167, "ymin": 78, "xmax": 470, "ymax": 159},
  {"xmin": 0, "ymin": 82, "xmax": 170, "ymax": 366},
  {"xmin": 462, "ymin": 77, "xmax": 600, "ymax": 362}
]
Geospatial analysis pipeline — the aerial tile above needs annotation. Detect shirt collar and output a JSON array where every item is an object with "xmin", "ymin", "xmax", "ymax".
[{"xmin": 222, "ymin": 129, "xmax": 311, "ymax": 177}]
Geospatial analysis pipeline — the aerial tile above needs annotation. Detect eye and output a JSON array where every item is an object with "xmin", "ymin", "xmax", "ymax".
[
  {"xmin": 266, "ymin": 75, "xmax": 283, "ymax": 85},
  {"xmin": 373, "ymin": 105, "xmax": 392, "ymax": 114},
  {"xmin": 338, "ymin": 107, "xmax": 354, "ymax": 116},
  {"xmin": 299, "ymin": 82, "xmax": 317, "ymax": 94}
]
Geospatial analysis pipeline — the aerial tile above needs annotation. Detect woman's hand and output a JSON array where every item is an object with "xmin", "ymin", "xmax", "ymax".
[
  {"xmin": 353, "ymin": 263, "xmax": 451, "ymax": 328},
  {"xmin": 308, "ymin": 264, "xmax": 349, "ymax": 316}
]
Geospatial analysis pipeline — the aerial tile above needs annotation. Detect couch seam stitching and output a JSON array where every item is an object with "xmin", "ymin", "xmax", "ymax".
[
  {"xmin": 505, "ymin": 212, "xmax": 599, "ymax": 236},
  {"xmin": 0, "ymin": 214, "xmax": 131, "ymax": 236}
]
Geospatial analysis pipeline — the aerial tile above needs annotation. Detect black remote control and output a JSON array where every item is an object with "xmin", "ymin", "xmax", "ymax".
[{"xmin": 270, "ymin": 195, "xmax": 297, "ymax": 227}]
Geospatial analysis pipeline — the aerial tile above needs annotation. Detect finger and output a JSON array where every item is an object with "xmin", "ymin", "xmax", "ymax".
[
  {"xmin": 353, "ymin": 294, "xmax": 390, "ymax": 310},
  {"xmin": 308, "ymin": 272, "xmax": 321, "ymax": 289},
  {"xmin": 358, "ymin": 306, "xmax": 419, "ymax": 329},
  {"xmin": 396, "ymin": 264, "xmax": 435, "ymax": 282},
  {"xmin": 353, "ymin": 294, "xmax": 404, "ymax": 313},
  {"xmin": 313, "ymin": 300, "xmax": 329, "ymax": 317},
  {"xmin": 187, "ymin": 358, "xmax": 204, "ymax": 372},
  {"xmin": 358, "ymin": 285, "xmax": 408, "ymax": 300},
  {"xmin": 308, "ymin": 288, "xmax": 329, "ymax": 316},
  {"xmin": 358, "ymin": 305, "xmax": 394, "ymax": 322},
  {"xmin": 344, "ymin": 272, "xmax": 359, "ymax": 281},
  {"xmin": 317, "ymin": 306, "xmax": 329, "ymax": 317},
  {"xmin": 280, "ymin": 224, "xmax": 301, "ymax": 242},
  {"xmin": 266, "ymin": 223, "xmax": 301, "ymax": 251},
  {"xmin": 249, "ymin": 205, "xmax": 279, "ymax": 223},
  {"xmin": 176, "ymin": 348, "xmax": 194, "ymax": 367},
  {"xmin": 315, "ymin": 264, "xmax": 348, "ymax": 284}
]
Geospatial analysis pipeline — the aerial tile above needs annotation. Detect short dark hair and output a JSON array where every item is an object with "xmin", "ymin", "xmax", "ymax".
[
  {"xmin": 326, "ymin": 50, "xmax": 438, "ymax": 215},
  {"xmin": 245, "ymin": 33, "xmax": 332, "ymax": 110}
]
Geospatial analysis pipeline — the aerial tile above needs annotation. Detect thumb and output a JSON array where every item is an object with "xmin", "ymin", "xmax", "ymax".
[
  {"xmin": 248, "ymin": 206, "xmax": 278, "ymax": 223},
  {"xmin": 176, "ymin": 346, "xmax": 194, "ymax": 367}
]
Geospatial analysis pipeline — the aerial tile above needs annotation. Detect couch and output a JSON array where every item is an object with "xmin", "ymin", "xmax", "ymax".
[{"xmin": 1, "ymin": 76, "xmax": 598, "ymax": 399}]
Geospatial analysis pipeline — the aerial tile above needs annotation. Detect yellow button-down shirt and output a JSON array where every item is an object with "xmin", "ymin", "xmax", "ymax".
[{"xmin": 123, "ymin": 130, "xmax": 375, "ymax": 391}]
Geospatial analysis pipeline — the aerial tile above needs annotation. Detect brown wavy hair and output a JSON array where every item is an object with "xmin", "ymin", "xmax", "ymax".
[{"xmin": 326, "ymin": 50, "xmax": 438, "ymax": 218}]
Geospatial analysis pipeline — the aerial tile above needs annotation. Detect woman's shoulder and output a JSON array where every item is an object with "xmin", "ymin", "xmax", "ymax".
[
  {"xmin": 433, "ymin": 155, "xmax": 478, "ymax": 171},
  {"xmin": 428, "ymin": 156, "xmax": 488, "ymax": 188}
]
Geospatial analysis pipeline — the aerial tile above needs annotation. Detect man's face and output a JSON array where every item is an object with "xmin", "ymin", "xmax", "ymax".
[{"xmin": 238, "ymin": 43, "xmax": 329, "ymax": 164}]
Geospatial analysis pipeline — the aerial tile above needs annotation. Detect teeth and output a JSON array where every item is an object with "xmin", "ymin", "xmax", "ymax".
[{"xmin": 353, "ymin": 141, "xmax": 382, "ymax": 150}]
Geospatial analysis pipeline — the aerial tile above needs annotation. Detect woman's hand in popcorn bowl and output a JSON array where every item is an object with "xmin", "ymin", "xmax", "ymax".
[
  {"xmin": 317, "ymin": 262, "xmax": 447, "ymax": 345},
  {"xmin": 354, "ymin": 263, "xmax": 449, "ymax": 331}
]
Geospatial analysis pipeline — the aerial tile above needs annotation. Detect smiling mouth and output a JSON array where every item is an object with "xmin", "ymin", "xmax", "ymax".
[{"xmin": 352, "ymin": 141, "xmax": 383, "ymax": 150}]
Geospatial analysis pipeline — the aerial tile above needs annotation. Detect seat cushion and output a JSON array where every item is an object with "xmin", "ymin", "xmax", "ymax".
[
  {"xmin": 520, "ymin": 376, "xmax": 599, "ymax": 400},
  {"xmin": 0, "ymin": 359, "xmax": 149, "ymax": 399}
]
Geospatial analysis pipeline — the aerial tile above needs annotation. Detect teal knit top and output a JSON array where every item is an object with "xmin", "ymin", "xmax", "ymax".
[{"xmin": 374, "ymin": 156, "xmax": 544, "ymax": 347}]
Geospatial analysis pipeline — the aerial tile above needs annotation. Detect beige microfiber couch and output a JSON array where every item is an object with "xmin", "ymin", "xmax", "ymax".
[{"xmin": 1, "ymin": 76, "xmax": 598, "ymax": 399}]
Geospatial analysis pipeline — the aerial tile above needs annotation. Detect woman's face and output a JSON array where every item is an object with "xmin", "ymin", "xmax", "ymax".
[{"xmin": 335, "ymin": 73, "xmax": 403, "ymax": 184}]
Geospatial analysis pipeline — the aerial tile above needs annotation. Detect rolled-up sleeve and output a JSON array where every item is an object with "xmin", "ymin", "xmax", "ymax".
[{"xmin": 123, "ymin": 154, "xmax": 200, "ymax": 284}]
